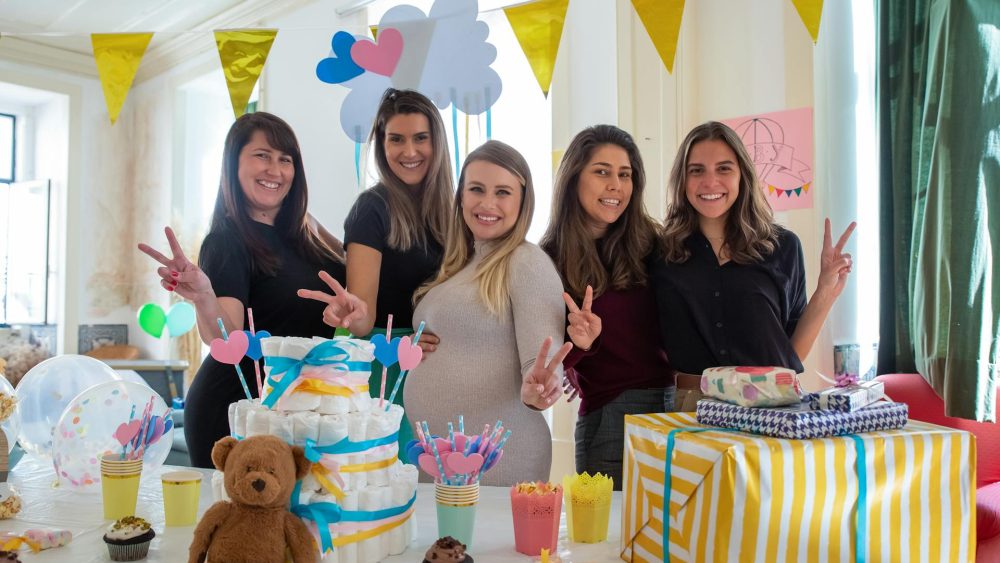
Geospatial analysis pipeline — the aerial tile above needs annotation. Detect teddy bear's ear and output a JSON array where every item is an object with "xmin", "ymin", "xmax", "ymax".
[
  {"xmin": 211, "ymin": 437, "xmax": 239, "ymax": 471},
  {"xmin": 291, "ymin": 445, "xmax": 310, "ymax": 480}
]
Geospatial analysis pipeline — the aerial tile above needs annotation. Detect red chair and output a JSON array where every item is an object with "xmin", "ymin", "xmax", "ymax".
[{"xmin": 877, "ymin": 374, "xmax": 1000, "ymax": 562}]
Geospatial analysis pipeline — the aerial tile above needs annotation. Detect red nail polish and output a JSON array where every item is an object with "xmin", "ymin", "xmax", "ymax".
[
  {"xmin": 166, "ymin": 286, "xmax": 174, "ymax": 292},
  {"xmin": 171, "ymin": 271, "xmax": 179, "ymax": 278}
]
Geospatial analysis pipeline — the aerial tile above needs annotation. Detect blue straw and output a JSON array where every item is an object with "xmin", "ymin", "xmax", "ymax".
[
  {"xmin": 422, "ymin": 421, "xmax": 449, "ymax": 484},
  {"xmin": 384, "ymin": 321, "xmax": 427, "ymax": 410},
  {"xmin": 458, "ymin": 415, "xmax": 464, "ymax": 435},
  {"xmin": 483, "ymin": 429, "xmax": 512, "ymax": 472},
  {"xmin": 218, "ymin": 318, "xmax": 252, "ymax": 400},
  {"xmin": 448, "ymin": 422, "xmax": 455, "ymax": 452}
]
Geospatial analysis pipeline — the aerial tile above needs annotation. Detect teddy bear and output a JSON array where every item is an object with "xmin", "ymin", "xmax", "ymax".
[{"xmin": 188, "ymin": 435, "xmax": 316, "ymax": 563}]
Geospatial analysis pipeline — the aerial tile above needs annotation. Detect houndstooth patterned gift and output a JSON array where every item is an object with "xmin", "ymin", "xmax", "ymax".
[
  {"xmin": 805, "ymin": 380, "xmax": 886, "ymax": 412},
  {"xmin": 695, "ymin": 398, "xmax": 908, "ymax": 439}
]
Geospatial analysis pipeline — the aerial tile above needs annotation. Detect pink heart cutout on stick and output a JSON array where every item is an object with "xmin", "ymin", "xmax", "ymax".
[
  {"xmin": 350, "ymin": 28, "xmax": 403, "ymax": 76},
  {"xmin": 210, "ymin": 330, "xmax": 250, "ymax": 365},
  {"xmin": 397, "ymin": 336, "xmax": 423, "ymax": 371},
  {"xmin": 114, "ymin": 420, "xmax": 142, "ymax": 447},
  {"xmin": 417, "ymin": 454, "xmax": 441, "ymax": 478},
  {"xmin": 445, "ymin": 452, "xmax": 484, "ymax": 475}
]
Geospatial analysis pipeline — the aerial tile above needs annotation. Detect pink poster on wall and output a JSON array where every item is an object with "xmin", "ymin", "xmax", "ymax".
[{"xmin": 721, "ymin": 107, "xmax": 813, "ymax": 211}]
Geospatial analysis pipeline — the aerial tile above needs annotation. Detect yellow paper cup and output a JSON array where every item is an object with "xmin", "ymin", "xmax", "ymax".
[
  {"xmin": 100, "ymin": 455, "xmax": 142, "ymax": 520},
  {"xmin": 161, "ymin": 470, "xmax": 202, "ymax": 526}
]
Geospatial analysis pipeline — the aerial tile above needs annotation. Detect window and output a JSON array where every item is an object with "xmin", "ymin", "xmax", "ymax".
[
  {"xmin": 0, "ymin": 114, "xmax": 13, "ymax": 183},
  {"xmin": 0, "ymin": 180, "xmax": 51, "ymax": 324}
]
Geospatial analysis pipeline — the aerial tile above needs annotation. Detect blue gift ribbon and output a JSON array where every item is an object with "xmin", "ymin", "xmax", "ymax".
[
  {"xmin": 262, "ymin": 340, "xmax": 370, "ymax": 409},
  {"xmin": 290, "ymin": 480, "xmax": 416, "ymax": 553},
  {"xmin": 661, "ymin": 427, "xmax": 869, "ymax": 562},
  {"xmin": 303, "ymin": 433, "xmax": 399, "ymax": 462}
]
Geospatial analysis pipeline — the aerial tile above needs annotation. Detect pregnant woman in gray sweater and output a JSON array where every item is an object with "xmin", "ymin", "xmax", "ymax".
[{"xmin": 407, "ymin": 140, "xmax": 570, "ymax": 486}]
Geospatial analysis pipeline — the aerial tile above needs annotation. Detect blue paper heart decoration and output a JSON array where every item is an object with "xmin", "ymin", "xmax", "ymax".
[
  {"xmin": 370, "ymin": 333, "xmax": 401, "ymax": 367},
  {"xmin": 406, "ymin": 443, "xmax": 425, "ymax": 465},
  {"xmin": 244, "ymin": 330, "xmax": 272, "ymax": 361},
  {"xmin": 316, "ymin": 31, "xmax": 365, "ymax": 84}
]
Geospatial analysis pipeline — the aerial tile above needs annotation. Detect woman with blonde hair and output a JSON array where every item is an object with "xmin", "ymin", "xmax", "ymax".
[
  {"xmin": 652, "ymin": 121, "xmax": 855, "ymax": 410},
  {"xmin": 405, "ymin": 140, "xmax": 569, "ymax": 486},
  {"xmin": 540, "ymin": 125, "xmax": 672, "ymax": 489},
  {"xmin": 303, "ymin": 89, "xmax": 453, "ymax": 452}
]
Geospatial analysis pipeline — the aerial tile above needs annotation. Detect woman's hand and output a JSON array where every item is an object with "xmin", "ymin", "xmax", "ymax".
[
  {"xmin": 563, "ymin": 286, "xmax": 602, "ymax": 351},
  {"xmin": 521, "ymin": 337, "xmax": 574, "ymax": 410},
  {"xmin": 816, "ymin": 219, "xmax": 857, "ymax": 300},
  {"xmin": 137, "ymin": 227, "xmax": 214, "ymax": 304},
  {"xmin": 415, "ymin": 331, "xmax": 440, "ymax": 355},
  {"xmin": 297, "ymin": 272, "xmax": 368, "ymax": 329},
  {"xmin": 563, "ymin": 367, "xmax": 582, "ymax": 402}
]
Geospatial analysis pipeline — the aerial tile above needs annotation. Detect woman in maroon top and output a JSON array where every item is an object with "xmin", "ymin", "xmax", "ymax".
[{"xmin": 540, "ymin": 125, "xmax": 673, "ymax": 489}]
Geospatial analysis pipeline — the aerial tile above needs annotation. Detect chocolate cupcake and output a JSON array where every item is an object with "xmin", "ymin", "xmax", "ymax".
[
  {"xmin": 423, "ymin": 536, "xmax": 473, "ymax": 563},
  {"xmin": 0, "ymin": 550, "xmax": 20, "ymax": 562},
  {"xmin": 103, "ymin": 516, "xmax": 155, "ymax": 561}
]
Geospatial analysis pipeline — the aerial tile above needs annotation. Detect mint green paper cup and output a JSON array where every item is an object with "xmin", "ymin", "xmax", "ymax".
[{"xmin": 435, "ymin": 482, "xmax": 478, "ymax": 549}]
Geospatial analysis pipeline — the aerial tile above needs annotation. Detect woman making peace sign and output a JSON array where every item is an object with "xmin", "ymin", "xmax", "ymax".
[{"xmin": 138, "ymin": 113, "xmax": 350, "ymax": 467}]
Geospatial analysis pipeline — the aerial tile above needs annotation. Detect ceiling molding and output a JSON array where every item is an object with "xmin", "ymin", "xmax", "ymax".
[
  {"xmin": 1, "ymin": 0, "xmax": 318, "ymax": 83},
  {"xmin": 0, "ymin": 36, "xmax": 98, "ymax": 78}
]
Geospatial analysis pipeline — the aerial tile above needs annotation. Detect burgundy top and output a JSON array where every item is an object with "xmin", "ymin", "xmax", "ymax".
[{"xmin": 563, "ymin": 285, "xmax": 674, "ymax": 415}]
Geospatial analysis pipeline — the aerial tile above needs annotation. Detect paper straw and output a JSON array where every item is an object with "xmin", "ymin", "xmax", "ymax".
[
  {"xmin": 448, "ymin": 422, "xmax": 455, "ymax": 452},
  {"xmin": 477, "ymin": 424, "xmax": 491, "ymax": 455},
  {"xmin": 248, "ymin": 308, "xmax": 263, "ymax": 398},
  {"xmin": 458, "ymin": 415, "xmax": 464, "ymax": 435},
  {"xmin": 422, "ymin": 421, "xmax": 449, "ymax": 484},
  {"xmin": 218, "ymin": 318, "xmax": 252, "ymax": 400},
  {"xmin": 384, "ymin": 321, "xmax": 427, "ymax": 410},
  {"xmin": 379, "ymin": 314, "xmax": 394, "ymax": 408},
  {"xmin": 482, "ymin": 429, "xmax": 511, "ymax": 474}
]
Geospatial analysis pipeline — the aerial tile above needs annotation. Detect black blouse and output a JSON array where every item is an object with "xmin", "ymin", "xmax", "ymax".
[
  {"xmin": 343, "ymin": 187, "xmax": 443, "ymax": 330},
  {"xmin": 650, "ymin": 228, "xmax": 807, "ymax": 374}
]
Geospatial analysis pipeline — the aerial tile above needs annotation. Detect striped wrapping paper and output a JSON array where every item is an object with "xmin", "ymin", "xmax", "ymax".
[{"xmin": 621, "ymin": 412, "xmax": 976, "ymax": 562}]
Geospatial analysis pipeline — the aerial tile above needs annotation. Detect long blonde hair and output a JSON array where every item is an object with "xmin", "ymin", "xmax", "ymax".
[
  {"xmin": 660, "ymin": 121, "xmax": 777, "ymax": 263},
  {"xmin": 414, "ymin": 141, "xmax": 535, "ymax": 316},
  {"xmin": 540, "ymin": 125, "xmax": 658, "ymax": 301},
  {"xmin": 368, "ymin": 88, "xmax": 453, "ymax": 251}
]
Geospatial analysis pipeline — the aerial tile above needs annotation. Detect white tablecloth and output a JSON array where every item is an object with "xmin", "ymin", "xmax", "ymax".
[{"xmin": 3, "ymin": 457, "xmax": 624, "ymax": 562}]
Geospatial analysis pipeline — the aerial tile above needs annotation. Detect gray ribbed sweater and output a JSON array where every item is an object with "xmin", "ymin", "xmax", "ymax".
[{"xmin": 404, "ymin": 241, "xmax": 565, "ymax": 486}]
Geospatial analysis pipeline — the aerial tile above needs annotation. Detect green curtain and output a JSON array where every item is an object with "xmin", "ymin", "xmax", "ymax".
[{"xmin": 878, "ymin": 0, "xmax": 1000, "ymax": 421}]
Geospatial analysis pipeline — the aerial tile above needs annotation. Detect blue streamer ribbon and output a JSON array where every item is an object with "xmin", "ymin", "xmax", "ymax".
[
  {"xmin": 303, "ymin": 433, "xmax": 399, "ymax": 462},
  {"xmin": 262, "ymin": 340, "xmax": 370, "ymax": 409},
  {"xmin": 451, "ymin": 103, "xmax": 460, "ymax": 178},
  {"xmin": 354, "ymin": 142, "xmax": 361, "ymax": 187},
  {"xmin": 290, "ymin": 480, "xmax": 416, "ymax": 553},
  {"xmin": 661, "ymin": 427, "xmax": 869, "ymax": 562}
]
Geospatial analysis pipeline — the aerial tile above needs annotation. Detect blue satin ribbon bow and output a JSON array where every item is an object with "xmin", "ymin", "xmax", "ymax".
[
  {"xmin": 290, "ymin": 480, "xmax": 416, "ymax": 553},
  {"xmin": 303, "ymin": 434, "xmax": 399, "ymax": 463},
  {"xmin": 262, "ymin": 340, "xmax": 370, "ymax": 409}
]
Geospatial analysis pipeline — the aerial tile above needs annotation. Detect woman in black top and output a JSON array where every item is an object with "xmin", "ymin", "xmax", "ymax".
[
  {"xmin": 651, "ymin": 121, "xmax": 856, "ymax": 411},
  {"xmin": 139, "ymin": 112, "xmax": 355, "ymax": 467}
]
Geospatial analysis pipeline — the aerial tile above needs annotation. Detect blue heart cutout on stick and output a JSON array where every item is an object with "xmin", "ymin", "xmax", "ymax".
[
  {"xmin": 316, "ymin": 31, "xmax": 365, "ymax": 84},
  {"xmin": 243, "ymin": 330, "xmax": 272, "ymax": 361},
  {"xmin": 371, "ymin": 333, "xmax": 401, "ymax": 367}
]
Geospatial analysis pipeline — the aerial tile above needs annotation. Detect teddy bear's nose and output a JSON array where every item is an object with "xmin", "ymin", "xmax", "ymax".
[{"xmin": 252, "ymin": 479, "xmax": 266, "ymax": 492}]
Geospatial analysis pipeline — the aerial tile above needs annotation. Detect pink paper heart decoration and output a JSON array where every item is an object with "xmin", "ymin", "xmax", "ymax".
[
  {"xmin": 350, "ymin": 28, "xmax": 403, "ymax": 77},
  {"xmin": 433, "ymin": 437, "xmax": 453, "ymax": 454},
  {"xmin": 397, "ymin": 336, "xmax": 423, "ymax": 371},
  {"xmin": 445, "ymin": 452, "xmax": 484, "ymax": 475},
  {"xmin": 417, "ymin": 453, "xmax": 441, "ymax": 478},
  {"xmin": 114, "ymin": 420, "xmax": 142, "ymax": 447},
  {"xmin": 210, "ymin": 330, "xmax": 250, "ymax": 365},
  {"xmin": 453, "ymin": 434, "xmax": 467, "ymax": 453}
]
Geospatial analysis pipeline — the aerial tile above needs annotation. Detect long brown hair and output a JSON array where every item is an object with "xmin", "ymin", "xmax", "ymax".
[
  {"xmin": 414, "ymin": 141, "xmax": 535, "ymax": 316},
  {"xmin": 209, "ymin": 112, "xmax": 340, "ymax": 275},
  {"xmin": 540, "ymin": 125, "xmax": 658, "ymax": 301},
  {"xmin": 367, "ymin": 88, "xmax": 452, "ymax": 251},
  {"xmin": 660, "ymin": 121, "xmax": 777, "ymax": 263}
]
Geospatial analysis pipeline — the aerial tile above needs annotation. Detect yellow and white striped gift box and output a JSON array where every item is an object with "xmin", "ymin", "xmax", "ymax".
[{"xmin": 621, "ymin": 412, "xmax": 976, "ymax": 562}]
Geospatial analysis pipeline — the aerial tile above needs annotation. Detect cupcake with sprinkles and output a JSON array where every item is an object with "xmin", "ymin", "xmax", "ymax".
[{"xmin": 103, "ymin": 516, "xmax": 154, "ymax": 561}]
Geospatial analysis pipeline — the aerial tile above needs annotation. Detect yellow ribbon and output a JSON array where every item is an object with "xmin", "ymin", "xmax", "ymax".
[
  {"xmin": 2, "ymin": 536, "xmax": 41, "ymax": 553},
  {"xmin": 339, "ymin": 456, "xmax": 396, "ymax": 473},
  {"xmin": 268, "ymin": 381, "xmax": 368, "ymax": 397},
  {"xmin": 332, "ymin": 508, "xmax": 413, "ymax": 548},
  {"xmin": 310, "ymin": 464, "xmax": 346, "ymax": 501}
]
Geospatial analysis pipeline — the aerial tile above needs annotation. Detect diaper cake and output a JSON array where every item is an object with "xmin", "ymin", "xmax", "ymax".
[{"xmin": 221, "ymin": 335, "xmax": 418, "ymax": 562}]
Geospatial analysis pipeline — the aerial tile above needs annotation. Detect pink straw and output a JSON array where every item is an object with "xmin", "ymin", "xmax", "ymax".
[
  {"xmin": 378, "ymin": 314, "xmax": 393, "ymax": 408},
  {"xmin": 248, "ymin": 308, "xmax": 263, "ymax": 398}
]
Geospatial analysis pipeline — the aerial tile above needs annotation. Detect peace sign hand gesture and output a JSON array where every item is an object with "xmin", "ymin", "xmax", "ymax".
[
  {"xmin": 816, "ymin": 219, "xmax": 857, "ymax": 300},
  {"xmin": 521, "ymin": 337, "xmax": 574, "ymax": 410},
  {"xmin": 297, "ymin": 272, "xmax": 368, "ymax": 329},
  {"xmin": 137, "ymin": 227, "xmax": 214, "ymax": 304},
  {"xmin": 563, "ymin": 285, "xmax": 602, "ymax": 352}
]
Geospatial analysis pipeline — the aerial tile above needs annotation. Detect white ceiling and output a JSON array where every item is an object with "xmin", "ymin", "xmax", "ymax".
[{"xmin": 0, "ymin": 0, "xmax": 317, "ymax": 80}]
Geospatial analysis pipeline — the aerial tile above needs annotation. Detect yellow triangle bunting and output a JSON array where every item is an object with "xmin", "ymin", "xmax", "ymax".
[
  {"xmin": 214, "ymin": 29, "xmax": 278, "ymax": 119},
  {"xmin": 791, "ymin": 0, "xmax": 824, "ymax": 44},
  {"xmin": 631, "ymin": 0, "xmax": 686, "ymax": 74},
  {"xmin": 370, "ymin": 26, "xmax": 379, "ymax": 40},
  {"xmin": 504, "ymin": 0, "xmax": 569, "ymax": 96},
  {"xmin": 91, "ymin": 33, "xmax": 154, "ymax": 124}
]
